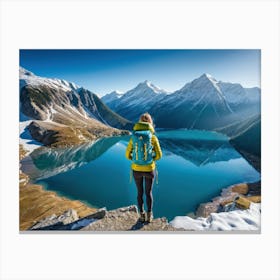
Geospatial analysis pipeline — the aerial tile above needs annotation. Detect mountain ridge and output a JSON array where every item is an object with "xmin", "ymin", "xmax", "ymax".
[
  {"xmin": 101, "ymin": 74, "xmax": 260, "ymax": 132},
  {"xmin": 19, "ymin": 67, "xmax": 132, "ymax": 147}
]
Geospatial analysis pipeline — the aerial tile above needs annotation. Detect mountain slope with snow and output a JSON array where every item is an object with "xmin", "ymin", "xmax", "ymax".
[
  {"xmin": 152, "ymin": 74, "xmax": 260, "ymax": 130},
  {"xmin": 102, "ymin": 80, "xmax": 168, "ymax": 121},
  {"xmin": 19, "ymin": 67, "xmax": 131, "ymax": 149},
  {"xmin": 101, "ymin": 90, "xmax": 123, "ymax": 104},
  {"xmin": 102, "ymin": 73, "xmax": 260, "ymax": 132}
]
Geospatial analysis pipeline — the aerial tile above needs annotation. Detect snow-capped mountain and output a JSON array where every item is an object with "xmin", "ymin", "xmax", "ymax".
[
  {"xmin": 152, "ymin": 74, "xmax": 260, "ymax": 130},
  {"xmin": 166, "ymin": 73, "xmax": 234, "ymax": 112},
  {"xmin": 102, "ymin": 80, "xmax": 168, "ymax": 121},
  {"xmin": 102, "ymin": 90, "xmax": 123, "ymax": 104},
  {"xmin": 20, "ymin": 67, "xmax": 80, "ymax": 92},
  {"xmin": 102, "ymin": 73, "xmax": 260, "ymax": 131},
  {"xmin": 19, "ymin": 67, "xmax": 131, "ymax": 147},
  {"xmin": 218, "ymin": 82, "xmax": 260, "ymax": 108},
  {"xmin": 20, "ymin": 66, "xmax": 131, "ymax": 129},
  {"xmin": 101, "ymin": 90, "xmax": 123, "ymax": 111}
]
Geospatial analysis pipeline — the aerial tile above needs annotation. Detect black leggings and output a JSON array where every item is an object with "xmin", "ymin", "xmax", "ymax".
[{"xmin": 133, "ymin": 170, "xmax": 155, "ymax": 213}]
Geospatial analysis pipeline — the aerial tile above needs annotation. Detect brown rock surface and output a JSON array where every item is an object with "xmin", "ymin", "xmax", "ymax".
[
  {"xmin": 246, "ymin": 195, "xmax": 261, "ymax": 203},
  {"xmin": 231, "ymin": 183, "xmax": 249, "ymax": 195},
  {"xmin": 235, "ymin": 196, "xmax": 251, "ymax": 210},
  {"xmin": 81, "ymin": 206, "xmax": 180, "ymax": 231}
]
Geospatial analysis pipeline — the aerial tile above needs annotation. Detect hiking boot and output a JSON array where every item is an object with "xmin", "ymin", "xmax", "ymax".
[
  {"xmin": 147, "ymin": 211, "xmax": 153, "ymax": 223},
  {"xmin": 139, "ymin": 212, "xmax": 146, "ymax": 222}
]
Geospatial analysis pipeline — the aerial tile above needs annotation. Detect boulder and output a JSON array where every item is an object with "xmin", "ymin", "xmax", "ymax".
[
  {"xmin": 28, "ymin": 121, "xmax": 59, "ymax": 145},
  {"xmin": 83, "ymin": 208, "xmax": 106, "ymax": 219},
  {"xmin": 235, "ymin": 197, "xmax": 251, "ymax": 210},
  {"xmin": 29, "ymin": 209, "xmax": 79, "ymax": 230},
  {"xmin": 246, "ymin": 195, "xmax": 261, "ymax": 203},
  {"xmin": 219, "ymin": 201, "xmax": 236, "ymax": 212},
  {"xmin": 58, "ymin": 209, "xmax": 79, "ymax": 225},
  {"xmin": 231, "ymin": 183, "xmax": 249, "ymax": 195},
  {"xmin": 196, "ymin": 202, "xmax": 220, "ymax": 218}
]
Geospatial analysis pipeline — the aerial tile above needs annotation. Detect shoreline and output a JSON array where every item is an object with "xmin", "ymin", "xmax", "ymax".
[
  {"xmin": 195, "ymin": 180, "xmax": 261, "ymax": 219},
  {"xmin": 19, "ymin": 145, "xmax": 97, "ymax": 230}
]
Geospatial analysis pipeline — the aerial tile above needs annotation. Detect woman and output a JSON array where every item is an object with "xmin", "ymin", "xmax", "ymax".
[{"xmin": 125, "ymin": 113, "xmax": 162, "ymax": 223}]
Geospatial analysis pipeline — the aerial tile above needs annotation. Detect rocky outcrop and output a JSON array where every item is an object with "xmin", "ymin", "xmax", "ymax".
[
  {"xmin": 28, "ymin": 121, "xmax": 65, "ymax": 146},
  {"xmin": 30, "ymin": 209, "xmax": 80, "ymax": 230},
  {"xmin": 27, "ymin": 120, "xmax": 128, "ymax": 147},
  {"xmin": 28, "ymin": 206, "xmax": 182, "ymax": 231},
  {"xmin": 195, "ymin": 182, "xmax": 261, "ymax": 218}
]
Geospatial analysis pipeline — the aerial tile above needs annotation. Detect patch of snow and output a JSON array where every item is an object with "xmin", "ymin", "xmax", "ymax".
[
  {"xmin": 19, "ymin": 120, "xmax": 42, "ymax": 155},
  {"xmin": 102, "ymin": 91, "xmax": 123, "ymax": 103},
  {"xmin": 137, "ymin": 80, "xmax": 168, "ymax": 94},
  {"xmin": 50, "ymin": 106, "xmax": 58, "ymax": 115},
  {"xmin": 170, "ymin": 203, "xmax": 261, "ymax": 231},
  {"xmin": 45, "ymin": 109, "xmax": 52, "ymax": 122},
  {"xmin": 44, "ymin": 106, "xmax": 58, "ymax": 122}
]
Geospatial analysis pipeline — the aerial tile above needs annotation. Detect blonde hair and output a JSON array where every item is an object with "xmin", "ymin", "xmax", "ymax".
[{"xmin": 140, "ymin": 113, "xmax": 154, "ymax": 126}]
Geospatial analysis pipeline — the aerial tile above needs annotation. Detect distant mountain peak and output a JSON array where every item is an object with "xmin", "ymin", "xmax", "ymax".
[
  {"xmin": 201, "ymin": 73, "xmax": 213, "ymax": 78},
  {"xmin": 101, "ymin": 90, "xmax": 123, "ymax": 103},
  {"xmin": 110, "ymin": 90, "xmax": 123, "ymax": 95},
  {"xmin": 19, "ymin": 66, "xmax": 35, "ymax": 77},
  {"xmin": 137, "ymin": 80, "xmax": 152, "ymax": 87},
  {"xmin": 198, "ymin": 73, "xmax": 218, "ymax": 83},
  {"xmin": 135, "ymin": 80, "xmax": 167, "ymax": 94}
]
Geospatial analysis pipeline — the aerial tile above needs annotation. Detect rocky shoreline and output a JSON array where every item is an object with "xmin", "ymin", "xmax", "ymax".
[
  {"xmin": 195, "ymin": 181, "xmax": 261, "ymax": 218},
  {"xmin": 19, "ymin": 145, "xmax": 98, "ymax": 230}
]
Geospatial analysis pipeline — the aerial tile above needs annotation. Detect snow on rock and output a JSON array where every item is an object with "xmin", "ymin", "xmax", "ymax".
[
  {"xmin": 19, "ymin": 120, "xmax": 42, "ymax": 155},
  {"xmin": 101, "ymin": 90, "xmax": 123, "ymax": 103},
  {"xmin": 170, "ymin": 203, "xmax": 261, "ymax": 231},
  {"xmin": 19, "ymin": 66, "xmax": 80, "ymax": 92},
  {"xmin": 112, "ymin": 80, "xmax": 168, "ymax": 110}
]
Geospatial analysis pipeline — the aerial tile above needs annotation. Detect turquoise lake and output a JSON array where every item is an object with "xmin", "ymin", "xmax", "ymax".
[{"xmin": 21, "ymin": 130, "xmax": 260, "ymax": 221}]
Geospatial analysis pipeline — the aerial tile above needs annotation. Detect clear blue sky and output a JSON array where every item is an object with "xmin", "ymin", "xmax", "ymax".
[{"xmin": 20, "ymin": 49, "xmax": 260, "ymax": 96}]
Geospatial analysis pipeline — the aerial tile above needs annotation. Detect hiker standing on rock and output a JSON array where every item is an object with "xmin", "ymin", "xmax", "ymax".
[{"xmin": 125, "ymin": 113, "xmax": 162, "ymax": 223}]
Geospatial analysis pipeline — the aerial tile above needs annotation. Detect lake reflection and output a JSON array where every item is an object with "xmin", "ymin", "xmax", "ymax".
[{"xmin": 21, "ymin": 130, "xmax": 260, "ymax": 221}]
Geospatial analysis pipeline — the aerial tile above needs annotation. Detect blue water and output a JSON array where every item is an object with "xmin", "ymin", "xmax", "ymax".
[{"xmin": 22, "ymin": 130, "xmax": 260, "ymax": 221}]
